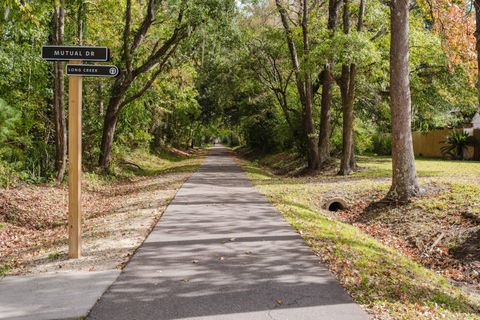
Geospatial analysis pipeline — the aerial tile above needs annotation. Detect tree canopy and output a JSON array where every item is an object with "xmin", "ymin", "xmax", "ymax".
[{"xmin": 0, "ymin": 0, "xmax": 478, "ymax": 196}]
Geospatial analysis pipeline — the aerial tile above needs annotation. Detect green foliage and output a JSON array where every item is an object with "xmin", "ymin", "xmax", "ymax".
[
  {"xmin": 242, "ymin": 108, "xmax": 281, "ymax": 153},
  {"xmin": 0, "ymin": 2, "xmax": 54, "ymax": 183},
  {"xmin": 196, "ymin": 0, "xmax": 477, "ymax": 158},
  {"xmin": 0, "ymin": 0, "xmax": 239, "ymax": 183},
  {"xmin": 441, "ymin": 131, "xmax": 476, "ymax": 160},
  {"xmin": 0, "ymin": 0, "xmax": 478, "ymax": 183},
  {"xmin": 0, "ymin": 263, "xmax": 12, "ymax": 277},
  {"xmin": 47, "ymin": 252, "xmax": 62, "ymax": 261},
  {"xmin": 0, "ymin": 98, "xmax": 19, "ymax": 142},
  {"xmin": 372, "ymin": 133, "xmax": 392, "ymax": 156},
  {"xmin": 314, "ymin": 29, "xmax": 381, "ymax": 68},
  {"xmin": 409, "ymin": 18, "xmax": 477, "ymax": 131}
]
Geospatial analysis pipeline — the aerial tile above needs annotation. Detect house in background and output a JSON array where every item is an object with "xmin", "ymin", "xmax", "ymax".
[{"xmin": 412, "ymin": 112, "xmax": 480, "ymax": 160}]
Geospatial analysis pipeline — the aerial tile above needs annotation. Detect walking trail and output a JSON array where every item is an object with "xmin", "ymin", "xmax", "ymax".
[{"xmin": 88, "ymin": 147, "xmax": 370, "ymax": 320}]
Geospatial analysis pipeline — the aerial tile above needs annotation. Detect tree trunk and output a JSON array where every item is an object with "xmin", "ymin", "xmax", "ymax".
[
  {"xmin": 53, "ymin": 0, "xmax": 66, "ymax": 185},
  {"xmin": 319, "ymin": 0, "xmax": 341, "ymax": 166},
  {"xmin": 387, "ymin": 0, "xmax": 419, "ymax": 202},
  {"xmin": 338, "ymin": 64, "xmax": 356, "ymax": 175},
  {"xmin": 301, "ymin": 0, "xmax": 320, "ymax": 170},
  {"xmin": 349, "ymin": 140, "xmax": 356, "ymax": 169},
  {"xmin": 347, "ymin": 0, "xmax": 364, "ymax": 172},
  {"xmin": 319, "ymin": 65, "xmax": 333, "ymax": 165},
  {"xmin": 275, "ymin": 0, "xmax": 319, "ymax": 171},
  {"xmin": 304, "ymin": 86, "xmax": 319, "ymax": 169},
  {"xmin": 338, "ymin": 0, "xmax": 358, "ymax": 175},
  {"xmin": 97, "ymin": 0, "xmax": 188, "ymax": 169},
  {"xmin": 99, "ymin": 99, "xmax": 121, "ymax": 169}
]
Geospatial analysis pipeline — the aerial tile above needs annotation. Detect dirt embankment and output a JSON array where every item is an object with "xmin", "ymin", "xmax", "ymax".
[{"xmin": 0, "ymin": 150, "xmax": 204, "ymax": 275}]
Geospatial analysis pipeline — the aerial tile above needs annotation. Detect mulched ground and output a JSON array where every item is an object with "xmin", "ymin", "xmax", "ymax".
[
  {"xmin": 326, "ymin": 178, "xmax": 480, "ymax": 289},
  {"xmin": 0, "ymin": 155, "xmax": 201, "ymax": 275}
]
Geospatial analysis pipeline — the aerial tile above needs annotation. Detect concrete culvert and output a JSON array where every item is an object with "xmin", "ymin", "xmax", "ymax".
[{"xmin": 324, "ymin": 198, "xmax": 348, "ymax": 212}]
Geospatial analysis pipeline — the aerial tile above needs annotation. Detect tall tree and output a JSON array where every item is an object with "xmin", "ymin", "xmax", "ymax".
[
  {"xmin": 388, "ymin": 0, "xmax": 419, "ymax": 202},
  {"xmin": 337, "ymin": 0, "xmax": 364, "ymax": 175},
  {"xmin": 52, "ymin": 0, "xmax": 66, "ymax": 184},
  {"xmin": 275, "ymin": 0, "xmax": 320, "ymax": 170},
  {"xmin": 99, "ymin": 0, "xmax": 190, "ymax": 169},
  {"xmin": 318, "ymin": 0, "xmax": 341, "ymax": 166}
]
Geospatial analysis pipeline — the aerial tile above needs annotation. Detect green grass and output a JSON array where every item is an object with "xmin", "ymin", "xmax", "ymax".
[
  {"xmin": 115, "ymin": 149, "xmax": 203, "ymax": 177},
  {"xmin": 0, "ymin": 264, "xmax": 13, "ymax": 277},
  {"xmin": 0, "ymin": 223, "xmax": 6, "ymax": 230},
  {"xmin": 244, "ymin": 151, "xmax": 480, "ymax": 179},
  {"xmin": 84, "ymin": 148, "xmax": 205, "ymax": 186},
  {"xmin": 47, "ymin": 252, "xmax": 62, "ymax": 261},
  {"xmin": 417, "ymin": 182, "xmax": 480, "ymax": 211},
  {"xmin": 355, "ymin": 156, "xmax": 480, "ymax": 178},
  {"xmin": 239, "ymin": 157, "xmax": 480, "ymax": 319}
]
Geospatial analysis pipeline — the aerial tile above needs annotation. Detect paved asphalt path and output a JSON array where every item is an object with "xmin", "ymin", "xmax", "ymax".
[{"xmin": 87, "ymin": 147, "xmax": 370, "ymax": 320}]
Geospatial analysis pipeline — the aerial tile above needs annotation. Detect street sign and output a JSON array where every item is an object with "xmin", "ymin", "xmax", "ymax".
[
  {"xmin": 41, "ymin": 44, "xmax": 116, "ymax": 259},
  {"xmin": 42, "ymin": 45, "xmax": 109, "ymax": 61},
  {"xmin": 66, "ymin": 64, "xmax": 119, "ymax": 77}
]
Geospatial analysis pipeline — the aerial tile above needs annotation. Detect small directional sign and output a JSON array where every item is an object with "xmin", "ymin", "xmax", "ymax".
[
  {"xmin": 42, "ymin": 45, "xmax": 110, "ymax": 61},
  {"xmin": 66, "ymin": 64, "xmax": 119, "ymax": 77}
]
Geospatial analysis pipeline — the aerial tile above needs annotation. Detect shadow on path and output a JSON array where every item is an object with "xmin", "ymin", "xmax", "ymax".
[{"xmin": 87, "ymin": 147, "xmax": 370, "ymax": 320}]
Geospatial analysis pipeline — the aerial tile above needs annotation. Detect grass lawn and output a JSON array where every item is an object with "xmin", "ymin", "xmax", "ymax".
[
  {"xmin": 356, "ymin": 156, "xmax": 480, "ymax": 178},
  {"xmin": 237, "ymin": 152, "xmax": 480, "ymax": 320}
]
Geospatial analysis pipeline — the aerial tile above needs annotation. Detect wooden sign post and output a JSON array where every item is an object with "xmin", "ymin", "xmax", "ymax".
[
  {"xmin": 42, "ymin": 46, "xmax": 118, "ymax": 259},
  {"xmin": 68, "ymin": 59, "xmax": 82, "ymax": 258}
]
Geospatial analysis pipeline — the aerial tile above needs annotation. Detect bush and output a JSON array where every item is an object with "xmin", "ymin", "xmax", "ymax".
[
  {"xmin": 242, "ymin": 111, "xmax": 282, "ymax": 153},
  {"xmin": 372, "ymin": 133, "xmax": 392, "ymax": 155},
  {"xmin": 0, "ymin": 161, "xmax": 21, "ymax": 187},
  {"xmin": 441, "ymin": 130, "xmax": 476, "ymax": 160},
  {"xmin": 0, "ymin": 98, "xmax": 19, "ymax": 142},
  {"xmin": 220, "ymin": 134, "xmax": 240, "ymax": 147},
  {"xmin": 353, "ymin": 119, "xmax": 375, "ymax": 155}
]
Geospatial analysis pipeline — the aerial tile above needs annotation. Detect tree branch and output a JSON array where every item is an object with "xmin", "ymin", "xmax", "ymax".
[
  {"xmin": 120, "ymin": 42, "xmax": 180, "ymax": 109},
  {"xmin": 132, "ymin": 2, "xmax": 188, "ymax": 79},
  {"xmin": 131, "ymin": 0, "xmax": 161, "ymax": 53},
  {"xmin": 123, "ymin": 0, "xmax": 133, "ymax": 74}
]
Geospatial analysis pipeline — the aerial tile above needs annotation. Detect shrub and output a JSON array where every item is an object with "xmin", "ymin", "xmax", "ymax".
[
  {"xmin": 372, "ymin": 133, "xmax": 392, "ymax": 155},
  {"xmin": 441, "ymin": 131, "xmax": 476, "ymax": 160}
]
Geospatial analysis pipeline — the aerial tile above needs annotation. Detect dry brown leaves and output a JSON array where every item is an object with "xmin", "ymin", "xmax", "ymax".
[
  {"xmin": 0, "ymin": 168, "xmax": 194, "ymax": 274},
  {"xmin": 337, "ymin": 183, "xmax": 480, "ymax": 287}
]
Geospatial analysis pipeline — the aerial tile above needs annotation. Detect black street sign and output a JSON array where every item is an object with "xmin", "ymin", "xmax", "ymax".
[
  {"xmin": 66, "ymin": 64, "xmax": 119, "ymax": 77},
  {"xmin": 42, "ymin": 45, "xmax": 110, "ymax": 61}
]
